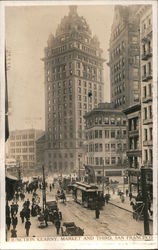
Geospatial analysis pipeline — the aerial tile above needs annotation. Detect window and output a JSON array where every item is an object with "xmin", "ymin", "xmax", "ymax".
[
  {"xmin": 95, "ymin": 130, "xmax": 98, "ymax": 139},
  {"xmin": 149, "ymin": 127, "xmax": 152, "ymax": 140},
  {"xmin": 111, "ymin": 144, "xmax": 115, "ymax": 151},
  {"xmin": 99, "ymin": 130, "xmax": 102, "ymax": 138},
  {"xmin": 144, "ymin": 149, "xmax": 148, "ymax": 161},
  {"xmin": 143, "ymin": 86, "xmax": 147, "ymax": 98},
  {"xmin": 105, "ymin": 130, "xmax": 109, "ymax": 138},
  {"xmin": 99, "ymin": 144, "xmax": 103, "ymax": 152},
  {"xmin": 143, "ymin": 65, "xmax": 146, "ymax": 76},
  {"xmin": 105, "ymin": 157, "xmax": 110, "ymax": 164},
  {"xmin": 105, "ymin": 144, "xmax": 110, "ymax": 151},
  {"xmin": 111, "ymin": 130, "xmax": 115, "ymax": 138},
  {"xmin": 111, "ymin": 157, "xmax": 116, "ymax": 164},
  {"xmin": 95, "ymin": 144, "xmax": 98, "ymax": 152},
  {"xmin": 149, "ymin": 105, "xmax": 152, "ymax": 118},
  {"xmin": 111, "ymin": 118, "xmax": 115, "ymax": 125},
  {"xmin": 144, "ymin": 129, "xmax": 148, "ymax": 141},
  {"xmin": 104, "ymin": 117, "xmax": 109, "ymax": 124},
  {"xmin": 144, "ymin": 107, "xmax": 147, "ymax": 119}
]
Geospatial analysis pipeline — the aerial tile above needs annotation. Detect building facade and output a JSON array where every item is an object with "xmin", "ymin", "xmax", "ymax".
[
  {"xmin": 109, "ymin": 6, "xmax": 140, "ymax": 109},
  {"xmin": 123, "ymin": 104, "xmax": 142, "ymax": 196},
  {"xmin": 84, "ymin": 103, "xmax": 127, "ymax": 183},
  {"xmin": 43, "ymin": 6, "xmax": 104, "ymax": 174},
  {"xmin": 139, "ymin": 6, "xmax": 153, "ymax": 169},
  {"xmin": 7, "ymin": 129, "xmax": 43, "ymax": 176}
]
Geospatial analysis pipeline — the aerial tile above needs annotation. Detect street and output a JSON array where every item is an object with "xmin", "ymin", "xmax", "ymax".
[{"xmin": 7, "ymin": 183, "xmax": 153, "ymax": 240}]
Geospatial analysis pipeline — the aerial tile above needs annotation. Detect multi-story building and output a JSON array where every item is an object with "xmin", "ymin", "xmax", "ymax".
[
  {"xmin": 7, "ymin": 129, "xmax": 43, "ymax": 176},
  {"xmin": 139, "ymin": 6, "xmax": 153, "ymax": 168},
  {"xmin": 108, "ymin": 6, "xmax": 140, "ymax": 109},
  {"xmin": 137, "ymin": 5, "xmax": 153, "ymax": 195},
  {"xmin": 84, "ymin": 102, "xmax": 127, "ymax": 183},
  {"xmin": 123, "ymin": 103, "xmax": 142, "ymax": 196},
  {"xmin": 43, "ymin": 6, "xmax": 104, "ymax": 174}
]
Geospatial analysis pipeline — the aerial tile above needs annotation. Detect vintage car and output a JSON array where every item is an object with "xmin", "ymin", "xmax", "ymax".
[
  {"xmin": 46, "ymin": 200, "xmax": 62, "ymax": 222},
  {"xmin": 61, "ymin": 222, "xmax": 84, "ymax": 236}
]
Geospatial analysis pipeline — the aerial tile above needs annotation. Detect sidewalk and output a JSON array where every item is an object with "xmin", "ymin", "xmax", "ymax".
[
  {"xmin": 108, "ymin": 192, "xmax": 153, "ymax": 222},
  {"xmin": 109, "ymin": 193, "xmax": 133, "ymax": 213}
]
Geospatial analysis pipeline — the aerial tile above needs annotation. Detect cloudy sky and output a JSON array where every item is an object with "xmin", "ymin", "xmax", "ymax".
[{"xmin": 5, "ymin": 4, "xmax": 114, "ymax": 131}]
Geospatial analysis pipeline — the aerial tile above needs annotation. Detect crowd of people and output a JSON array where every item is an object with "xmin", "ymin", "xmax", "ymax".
[{"xmin": 6, "ymin": 192, "xmax": 32, "ymax": 238}]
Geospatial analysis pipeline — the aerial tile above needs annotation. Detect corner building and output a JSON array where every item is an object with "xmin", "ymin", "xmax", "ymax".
[
  {"xmin": 84, "ymin": 103, "xmax": 127, "ymax": 183},
  {"xmin": 43, "ymin": 6, "xmax": 104, "ymax": 174},
  {"xmin": 109, "ymin": 6, "xmax": 140, "ymax": 109}
]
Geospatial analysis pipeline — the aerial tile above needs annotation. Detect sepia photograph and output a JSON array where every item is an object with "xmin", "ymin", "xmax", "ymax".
[{"xmin": 0, "ymin": 0, "xmax": 157, "ymax": 249}]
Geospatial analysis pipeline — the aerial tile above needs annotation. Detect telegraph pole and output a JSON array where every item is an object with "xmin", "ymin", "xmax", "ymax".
[
  {"xmin": 102, "ymin": 160, "xmax": 105, "ymax": 196},
  {"xmin": 42, "ymin": 165, "xmax": 46, "ymax": 212},
  {"xmin": 141, "ymin": 166, "xmax": 150, "ymax": 235}
]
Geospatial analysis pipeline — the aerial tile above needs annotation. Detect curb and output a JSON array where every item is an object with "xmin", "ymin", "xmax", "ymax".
[
  {"xmin": 109, "ymin": 201, "xmax": 153, "ymax": 222},
  {"xmin": 109, "ymin": 201, "xmax": 133, "ymax": 213}
]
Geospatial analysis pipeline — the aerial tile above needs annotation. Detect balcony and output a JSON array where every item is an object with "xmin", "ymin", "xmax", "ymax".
[
  {"xmin": 128, "ymin": 129, "xmax": 139, "ymax": 137},
  {"xmin": 143, "ymin": 160, "xmax": 152, "ymax": 168},
  {"xmin": 142, "ymin": 71, "xmax": 152, "ymax": 82},
  {"xmin": 142, "ymin": 95, "xmax": 152, "ymax": 103},
  {"xmin": 141, "ymin": 50, "xmax": 152, "ymax": 61},
  {"xmin": 126, "ymin": 149, "xmax": 142, "ymax": 157},
  {"xmin": 143, "ymin": 117, "xmax": 153, "ymax": 125},
  {"xmin": 143, "ymin": 140, "xmax": 152, "ymax": 147}
]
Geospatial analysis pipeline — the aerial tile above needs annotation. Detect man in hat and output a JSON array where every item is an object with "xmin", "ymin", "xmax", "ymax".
[{"xmin": 25, "ymin": 218, "xmax": 31, "ymax": 237}]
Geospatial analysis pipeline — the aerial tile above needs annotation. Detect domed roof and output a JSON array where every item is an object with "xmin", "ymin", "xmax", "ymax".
[{"xmin": 55, "ymin": 6, "xmax": 92, "ymax": 37}]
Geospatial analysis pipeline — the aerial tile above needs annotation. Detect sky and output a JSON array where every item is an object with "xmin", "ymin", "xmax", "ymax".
[{"xmin": 5, "ymin": 4, "xmax": 114, "ymax": 131}]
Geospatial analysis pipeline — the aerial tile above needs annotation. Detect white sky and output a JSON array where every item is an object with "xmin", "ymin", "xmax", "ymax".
[{"xmin": 5, "ymin": 4, "xmax": 114, "ymax": 131}]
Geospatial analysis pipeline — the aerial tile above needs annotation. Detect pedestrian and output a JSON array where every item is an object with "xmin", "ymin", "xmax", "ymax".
[
  {"xmin": 12, "ymin": 213, "xmax": 18, "ymax": 230},
  {"xmin": 52, "ymin": 183, "xmax": 55, "ymax": 189},
  {"xmin": 105, "ymin": 194, "xmax": 110, "ymax": 204},
  {"xmin": 11, "ymin": 228, "xmax": 17, "ymax": 238},
  {"xmin": 25, "ymin": 219, "xmax": 31, "ymax": 237},
  {"xmin": 15, "ymin": 202, "xmax": 19, "ymax": 214},
  {"xmin": 126, "ymin": 189, "xmax": 129, "ymax": 197},
  {"xmin": 95, "ymin": 206, "xmax": 100, "ymax": 219},
  {"xmin": 121, "ymin": 194, "xmax": 125, "ymax": 203},
  {"xmin": 44, "ymin": 206, "xmax": 49, "ymax": 227},
  {"xmin": 49, "ymin": 184, "xmax": 52, "ymax": 192},
  {"xmin": 55, "ymin": 219, "xmax": 61, "ymax": 235},
  {"xmin": 6, "ymin": 215, "xmax": 11, "ymax": 230},
  {"xmin": 6, "ymin": 203, "xmax": 10, "ymax": 217},
  {"xmin": 26, "ymin": 199, "xmax": 30, "ymax": 208},
  {"xmin": 11, "ymin": 202, "xmax": 15, "ymax": 218},
  {"xmin": 129, "ymin": 192, "xmax": 132, "ymax": 201},
  {"xmin": 20, "ymin": 209, "xmax": 25, "ymax": 223},
  {"xmin": 25, "ymin": 207, "xmax": 31, "ymax": 220}
]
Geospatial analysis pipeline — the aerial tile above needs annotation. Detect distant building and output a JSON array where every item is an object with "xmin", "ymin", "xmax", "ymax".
[
  {"xmin": 123, "ymin": 103, "xmax": 142, "ymax": 196},
  {"xmin": 5, "ymin": 158, "xmax": 18, "ymax": 179},
  {"xmin": 7, "ymin": 129, "xmax": 44, "ymax": 176},
  {"xmin": 36, "ymin": 134, "xmax": 46, "ymax": 174},
  {"xmin": 43, "ymin": 6, "xmax": 104, "ymax": 174},
  {"xmin": 109, "ymin": 6, "xmax": 140, "ymax": 109},
  {"xmin": 84, "ymin": 102, "xmax": 127, "ymax": 183}
]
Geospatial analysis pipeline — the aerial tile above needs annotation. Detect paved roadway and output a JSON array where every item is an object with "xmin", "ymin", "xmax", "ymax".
[{"xmin": 7, "ymin": 184, "xmax": 153, "ymax": 239}]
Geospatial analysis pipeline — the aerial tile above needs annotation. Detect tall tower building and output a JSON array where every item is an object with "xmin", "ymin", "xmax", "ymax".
[
  {"xmin": 109, "ymin": 6, "xmax": 140, "ymax": 109},
  {"xmin": 43, "ymin": 6, "xmax": 104, "ymax": 174}
]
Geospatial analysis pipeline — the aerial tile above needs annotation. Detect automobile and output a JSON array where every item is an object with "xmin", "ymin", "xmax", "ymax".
[
  {"xmin": 61, "ymin": 222, "xmax": 84, "ymax": 236},
  {"xmin": 46, "ymin": 200, "xmax": 62, "ymax": 223}
]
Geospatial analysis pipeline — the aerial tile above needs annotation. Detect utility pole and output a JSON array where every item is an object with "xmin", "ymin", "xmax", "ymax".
[
  {"xmin": 141, "ymin": 166, "xmax": 150, "ymax": 235},
  {"xmin": 78, "ymin": 157, "xmax": 81, "ymax": 181},
  {"xmin": 102, "ymin": 159, "xmax": 105, "ymax": 196},
  {"xmin": 42, "ymin": 165, "xmax": 46, "ymax": 212}
]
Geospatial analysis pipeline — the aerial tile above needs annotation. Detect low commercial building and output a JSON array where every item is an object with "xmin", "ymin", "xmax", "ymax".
[
  {"xmin": 7, "ymin": 129, "xmax": 44, "ymax": 176},
  {"xmin": 84, "ymin": 103, "xmax": 127, "ymax": 184},
  {"xmin": 123, "ymin": 103, "xmax": 142, "ymax": 196}
]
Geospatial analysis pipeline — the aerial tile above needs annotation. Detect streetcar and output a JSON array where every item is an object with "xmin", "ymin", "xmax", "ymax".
[{"xmin": 71, "ymin": 182, "xmax": 104, "ymax": 210}]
